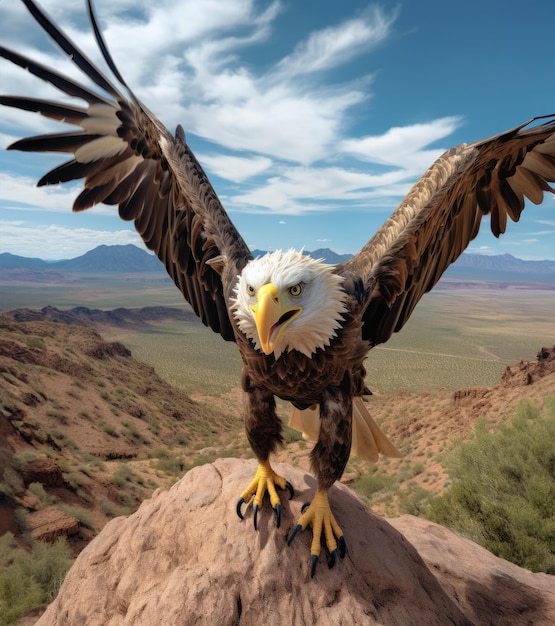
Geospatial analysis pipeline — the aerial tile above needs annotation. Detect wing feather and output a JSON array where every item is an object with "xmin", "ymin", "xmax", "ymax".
[
  {"xmin": 2, "ymin": 0, "xmax": 252, "ymax": 341},
  {"xmin": 337, "ymin": 117, "xmax": 555, "ymax": 347},
  {"xmin": 0, "ymin": 96, "xmax": 88, "ymax": 125}
]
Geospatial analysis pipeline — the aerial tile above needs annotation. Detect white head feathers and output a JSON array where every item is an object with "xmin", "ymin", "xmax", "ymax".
[{"xmin": 231, "ymin": 249, "xmax": 348, "ymax": 359}]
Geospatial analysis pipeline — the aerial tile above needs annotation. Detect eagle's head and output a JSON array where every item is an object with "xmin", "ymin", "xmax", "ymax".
[{"xmin": 231, "ymin": 249, "xmax": 348, "ymax": 359}]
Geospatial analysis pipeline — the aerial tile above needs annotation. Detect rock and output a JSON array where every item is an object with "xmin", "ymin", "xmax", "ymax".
[
  {"xmin": 389, "ymin": 516, "xmax": 555, "ymax": 626},
  {"xmin": 20, "ymin": 456, "xmax": 63, "ymax": 487},
  {"xmin": 501, "ymin": 344, "xmax": 555, "ymax": 386},
  {"xmin": 37, "ymin": 459, "xmax": 555, "ymax": 626},
  {"xmin": 27, "ymin": 507, "xmax": 80, "ymax": 543}
]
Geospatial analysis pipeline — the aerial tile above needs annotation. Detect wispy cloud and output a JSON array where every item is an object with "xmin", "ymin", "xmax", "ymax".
[
  {"xmin": 0, "ymin": 174, "xmax": 113, "ymax": 215},
  {"xmin": 200, "ymin": 153, "xmax": 273, "ymax": 182},
  {"xmin": 0, "ymin": 0, "xmax": 464, "ymax": 253},
  {"xmin": 275, "ymin": 6, "xmax": 396, "ymax": 77},
  {"xmin": 339, "ymin": 117, "xmax": 463, "ymax": 169},
  {"xmin": 0, "ymin": 219, "xmax": 140, "ymax": 260}
]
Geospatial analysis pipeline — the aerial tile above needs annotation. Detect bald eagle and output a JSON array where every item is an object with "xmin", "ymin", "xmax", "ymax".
[{"xmin": 2, "ymin": 0, "xmax": 554, "ymax": 577}]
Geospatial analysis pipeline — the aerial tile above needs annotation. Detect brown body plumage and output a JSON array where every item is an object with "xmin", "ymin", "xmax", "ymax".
[
  {"xmin": 237, "ymin": 291, "xmax": 369, "ymax": 488},
  {"xmin": 2, "ymin": 0, "xmax": 554, "ymax": 576}
]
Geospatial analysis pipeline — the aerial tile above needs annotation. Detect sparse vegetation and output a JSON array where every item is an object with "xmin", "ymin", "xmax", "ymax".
[
  {"xmin": 111, "ymin": 464, "xmax": 136, "ymax": 487},
  {"xmin": 0, "ymin": 533, "xmax": 73, "ymax": 625},
  {"xmin": 425, "ymin": 399, "xmax": 555, "ymax": 573},
  {"xmin": 57, "ymin": 505, "xmax": 94, "ymax": 530},
  {"xmin": 97, "ymin": 495, "xmax": 132, "ymax": 518},
  {"xmin": 24, "ymin": 336, "xmax": 45, "ymax": 350},
  {"xmin": 28, "ymin": 482, "xmax": 56, "ymax": 508},
  {"xmin": 99, "ymin": 421, "xmax": 119, "ymax": 438}
]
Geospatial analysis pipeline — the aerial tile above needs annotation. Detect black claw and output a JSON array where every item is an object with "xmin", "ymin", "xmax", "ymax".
[
  {"xmin": 310, "ymin": 555, "xmax": 318, "ymax": 578},
  {"xmin": 301, "ymin": 501, "xmax": 311, "ymax": 513},
  {"xmin": 285, "ymin": 481, "xmax": 294, "ymax": 500},
  {"xmin": 236, "ymin": 497, "xmax": 245, "ymax": 520},
  {"xmin": 328, "ymin": 550, "xmax": 337, "ymax": 569},
  {"xmin": 287, "ymin": 523, "xmax": 302, "ymax": 546},
  {"xmin": 338, "ymin": 535, "xmax": 346, "ymax": 558},
  {"xmin": 253, "ymin": 504, "xmax": 259, "ymax": 530},
  {"xmin": 275, "ymin": 503, "xmax": 281, "ymax": 528}
]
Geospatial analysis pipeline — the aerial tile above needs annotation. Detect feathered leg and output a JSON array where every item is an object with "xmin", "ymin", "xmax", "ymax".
[
  {"xmin": 236, "ymin": 382, "xmax": 294, "ymax": 528},
  {"xmin": 288, "ymin": 387, "xmax": 351, "ymax": 576}
]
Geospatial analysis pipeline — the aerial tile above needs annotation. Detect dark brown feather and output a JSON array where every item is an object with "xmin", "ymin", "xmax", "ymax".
[
  {"xmin": 0, "ymin": 96, "xmax": 88, "ymax": 126},
  {"xmin": 8, "ymin": 132, "xmax": 100, "ymax": 154},
  {"xmin": 3, "ymin": 0, "xmax": 251, "ymax": 341},
  {"xmin": 338, "ymin": 118, "xmax": 555, "ymax": 347}
]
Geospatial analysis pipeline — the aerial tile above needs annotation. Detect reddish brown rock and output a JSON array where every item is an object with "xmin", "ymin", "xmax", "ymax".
[
  {"xmin": 20, "ymin": 456, "xmax": 63, "ymax": 487},
  {"xmin": 37, "ymin": 459, "xmax": 554, "ymax": 625},
  {"xmin": 27, "ymin": 507, "xmax": 79, "ymax": 543}
]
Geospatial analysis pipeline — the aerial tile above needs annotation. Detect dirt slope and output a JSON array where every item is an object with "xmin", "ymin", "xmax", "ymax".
[{"xmin": 0, "ymin": 315, "xmax": 242, "ymax": 550}]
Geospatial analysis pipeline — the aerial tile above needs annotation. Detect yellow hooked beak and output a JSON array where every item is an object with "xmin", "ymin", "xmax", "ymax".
[{"xmin": 250, "ymin": 283, "xmax": 302, "ymax": 355}]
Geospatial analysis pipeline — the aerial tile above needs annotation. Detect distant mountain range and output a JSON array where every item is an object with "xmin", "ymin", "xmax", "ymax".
[
  {"xmin": 0, "ymin": 244, "xmax": 161, "ymax": 272},
  {"xmin": 0, "ymin": 244, "xmax": 351, "ymax": 272},
  {"xmin": 1, "ymin": 244, "xmax": 555, "ymax": 283}
]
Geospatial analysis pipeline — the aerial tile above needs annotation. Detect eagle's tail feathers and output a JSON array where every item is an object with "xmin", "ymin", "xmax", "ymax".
[{"xmin": 288, "ymin": 397, "xmax": 402, "ymax": 462}]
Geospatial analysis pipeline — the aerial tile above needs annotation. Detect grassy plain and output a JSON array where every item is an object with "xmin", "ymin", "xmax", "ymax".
[
  {"xmin": 101, "ymin": 288, "xmax": 555, "ymax": 396},
  {"xmin": 2, "ymin": 275, "xmax": 554, "ymax": 396},
  {"xmin": 0, "ymin": 273, "xmax": 184, "ymax": 311}
]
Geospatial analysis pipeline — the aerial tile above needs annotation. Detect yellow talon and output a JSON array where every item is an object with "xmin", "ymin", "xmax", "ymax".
[
  {"xmin": 287, "ymin": 488, "xmax": 346, "ymax": 577},
  {"xmin": 236, "ymin": 461, "xmax": 294, "ymax": 529},
  {"xmin": 240, "ymin": 460, "xmax": 286, "ymax": 508},
  {"xmin": 298, "ymin": 490, "xmax": 342, "ymax": 556}
]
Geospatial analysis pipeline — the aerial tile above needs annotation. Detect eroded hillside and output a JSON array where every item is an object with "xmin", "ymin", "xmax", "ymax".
[{"xmin": 0, "ymin": 316, "xmax": 245, "ymax": 551}]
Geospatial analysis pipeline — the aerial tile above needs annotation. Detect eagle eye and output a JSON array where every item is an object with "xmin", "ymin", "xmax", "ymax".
[
  {"xmin": 246, "ymin": 284, "xmax": 255, "ymax": 296},
  {"xmin": 289, "ymin": 283, "xmax": 302, "ymax": 297}
]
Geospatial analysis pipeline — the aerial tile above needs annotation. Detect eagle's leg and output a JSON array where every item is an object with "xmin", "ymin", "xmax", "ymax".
[
  {"xmin": 288, "ymin": 387, "xmax": 352, "ymax": 577},
  {"xmin": 236, "ymin": 383, "xmax": 294, "ymax": 528}
]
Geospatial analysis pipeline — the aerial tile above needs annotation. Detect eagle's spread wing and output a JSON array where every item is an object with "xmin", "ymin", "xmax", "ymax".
[
  {"xmin": 337, "ymin": 117, "xmax": 555, "ymax": 347},
  {"xmin": 1, "ymin": 0, "xmax": 252, "ymax": 341}
]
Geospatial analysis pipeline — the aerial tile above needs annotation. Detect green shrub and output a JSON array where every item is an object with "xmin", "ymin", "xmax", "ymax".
[
  {"xmin": 351, "ymin": 472, "xmax": 397, "ymax": 499},
  {"xmin": 57, "ymin": 505, "xmax": 94, "ymax": 529},
  {"xmin": 99, "ymin": 421, "xmax": 119, "ymax": 438},
  {"xmin": 97, "ymin": 495, "xmax": 126, "ymax": 518},
  {"xmin": 24, "ymin": 336, "xmax": 44, "ymax": 350},
  {"xmin": 0, "ymin": 533, "xmax": 73, "ymax": 625},
  {"xmin": 28, "ymin": 482, "xmax": 56, "ymax": 508},
  {"xmin": 111, "ymin": 464, "xmax": 136, "ymax": 488},
  {"xmin": 155, "ymin": 456, "xmax": 186, "ymax": 476},
  {"xmin": 426, "ymin": 399, "xmax": 555, "ymax": 573}
]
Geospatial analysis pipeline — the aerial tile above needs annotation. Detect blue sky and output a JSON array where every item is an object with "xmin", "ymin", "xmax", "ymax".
[{"xmin": 1, "ymin": 0, "xmax": 554, "ymax": 261}]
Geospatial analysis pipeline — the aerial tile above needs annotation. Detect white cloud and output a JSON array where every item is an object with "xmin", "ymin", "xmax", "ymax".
[
  {"xmin": 0, "ymin": 173, "xmax": 114, "ymax": 215},
  {"xmin": 199, "ymin": 153, "xmax": 273, "ymax": 182},
  {"xmin": 227, "ymin": 153, "xmax": 418, "ymax": 214},
  {"xmin": 0, "ymin": 220, "xmax": 141, "ymax": 260},
  {"xmin": 339, "ymin": 117, "xmax": 463, "ymax": 170},
  {"xmin": 275, "ymin": 6, "xmax": 395, "ymax": 77},
  {"xmin": 0, "ymin": 0, "xmax": 470, "ymax": 259},
  {"xmin": 0, "ymin": 1, "xmax": 395, "ymax": 168},
  {"xmin": 467, "ymin": 245, "xmax": 495, "ymax": 255}
]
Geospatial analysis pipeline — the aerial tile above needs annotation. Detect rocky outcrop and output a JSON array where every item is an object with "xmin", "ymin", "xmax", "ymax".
[
  {"xmin": 20, "ymin": 457, "xmax": 63, "ymax": 488},
  {"xmin": 27, "ymin": 507, "xmax": 80, "ymax": 543},
  {"xmin": 501, "ymin": 344, "xmax": 555, "ymax": 386},
  {"xmin": 37, "ymin": 459, "xmax": 554, "ymax": 626}
]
